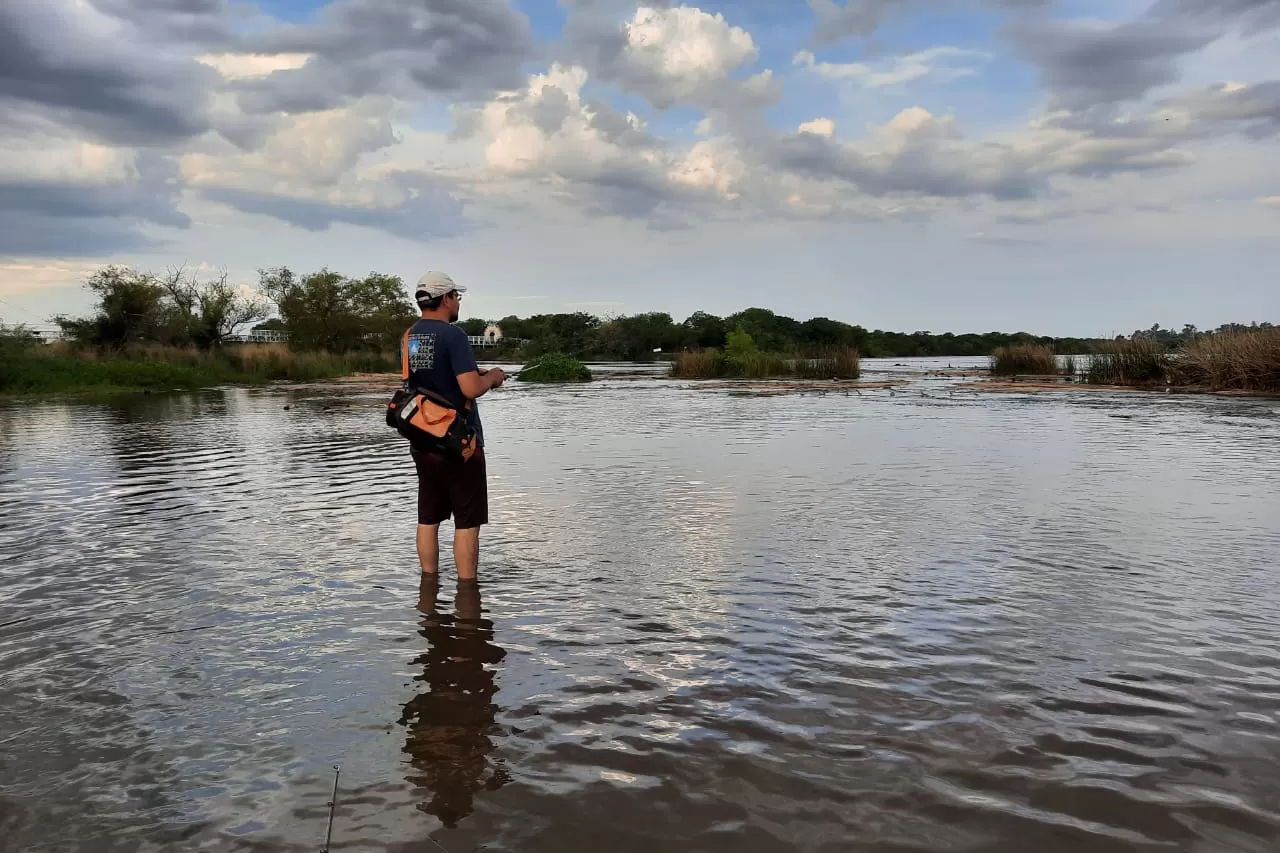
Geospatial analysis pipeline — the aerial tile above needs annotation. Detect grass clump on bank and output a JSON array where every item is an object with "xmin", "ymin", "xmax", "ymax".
[
  {"xmin": 669, "ymin": 349, "xmax": 723, "ymax": 379},
  {"xmin": 517, "ymin": 353, "xmax": 592, "ymax": 383},
  {"xmin": 796, "ymin": 346, "xmax": 862, "ymax": 380},
  {"xmin": 671, "ymin": 348, "xmax": 862, "ymax": 380},
  {"xmin": 1087, "ymin": 339, "xmax": 1171, "ymax": 386},
  {"xmin": 0, "ymin": 335, "xmax": 397, "ymax": 396},
  {"xmin": 990, "ymin": 344, "xmax": 1063, "ymax": 376},
  {"xmin": 671, "ymin": 327, "xmax": 860, "ymax": 380},
  {"xmin": 1173, "ymin": 327, "xmax": 1280, "ymax": 392}
]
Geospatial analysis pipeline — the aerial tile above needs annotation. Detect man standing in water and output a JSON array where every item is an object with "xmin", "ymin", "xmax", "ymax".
[{"xmin": 405, "ymin": 271, "xmax": 506, "ymax": 579}]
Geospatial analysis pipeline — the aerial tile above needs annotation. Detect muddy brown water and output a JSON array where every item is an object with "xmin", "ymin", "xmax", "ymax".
[{"xmin": 2, "ymin": 361, "xmax": 1279, "ymax": 852}]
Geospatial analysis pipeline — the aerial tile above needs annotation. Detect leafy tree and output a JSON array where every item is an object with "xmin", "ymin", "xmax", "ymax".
[
  {"xmin": 55, "ymin": 266, "xmax": 173, "ymax": 348},
  {"xmin": 725, "ymin": 326, "xmax": 758, "ymax": 357},
  {"xmin": 798, "ymin": 317, "xmax": 866, "ymax": 350},
  {"xmin": 682, "ymin": 311, "xmax": 727, "ymax": 349},
  {"xmin": 347, "ymin": 272, "xmax": 417, "ymax": 350},
  {"xmin": 593, "ymin": 312, "xmax": 683, "ymax": 360},
  {"xmin": 262, "ymin": 268, "xmax": 354, "ymax": 352},
  {"xmin": 724, "ymin": 308, "xmax": 800, "ymax": 352},
  {"xmin": 495, "ymin": 315, "xmax": 531, "ymax": 339},
  {"xmin": 547, "ymin": 312, "xmax": 600, "ymax": 356},
  {"xmin": 259, "ymin": 266, "xmax": 415, "ymax": 352}
]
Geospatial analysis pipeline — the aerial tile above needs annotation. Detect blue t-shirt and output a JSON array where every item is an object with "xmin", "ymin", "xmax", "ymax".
[{"xmin": 403, "ymin": 319, "xmax": 484, "ymax": 448}]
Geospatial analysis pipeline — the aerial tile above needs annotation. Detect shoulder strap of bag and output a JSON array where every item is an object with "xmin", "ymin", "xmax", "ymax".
[
  {"xmin": 401, "ymin": 327, "xmax": 411, "ymax": 382},
  {"xmin": 400, "ymin": 324, "xmax": 473, "ymax": 416}
]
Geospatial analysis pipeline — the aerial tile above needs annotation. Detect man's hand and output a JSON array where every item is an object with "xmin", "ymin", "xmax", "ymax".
[{"xmin": 487, "ymin": 368, "xmax": 508, "ymax": 388}]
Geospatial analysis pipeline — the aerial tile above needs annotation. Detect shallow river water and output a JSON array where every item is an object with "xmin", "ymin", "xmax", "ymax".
[{"xmin": 2, "ymin": 361, "xmax": 1279, "ymax": 852}]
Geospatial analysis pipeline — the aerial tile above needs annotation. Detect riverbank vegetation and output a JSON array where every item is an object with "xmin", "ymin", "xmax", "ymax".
[
  {"xmin": 475, "ymin": 308, "xmax": 1103, "ymax": 362},
  {"xmin": 990, "ymin": 345, "xmax": 1066, "ymax": 376},
  {"xmin": 671, "ymin": 328, "xmax": 861, "ymax": 379},
  {"xmin": 517, "ymin": 353, "xmax": 592, "ymax": 383},
  {"xmin": 0, "ymin": 330, "xmax": 395, "ymax": 396},
  {"xmin": 1083, "ymin": 328, "xmax": 1280, "ymax": 392},
  {"xmin": 1175, "ymin": 328, "xmax": 1280, "ymax": 392},
  {"xmin": 2, "ymin": 264, "xmax": 407, "ymax": 395},
  {"xmin": 1087, "ymin": 339, "xmax": 1171, "ymax": 385},
  {"xmin": 985, "ymin": 329, "xmax": 1279, "ymax": 393},
  {"xmin": 6, "ymin": 263, "xmax": 1275, "ymax": 395}
]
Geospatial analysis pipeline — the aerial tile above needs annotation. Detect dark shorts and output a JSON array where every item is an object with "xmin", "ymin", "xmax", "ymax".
[{"xmin": 411, "ymin": 447, "xmax": 488, "ymax": 528}]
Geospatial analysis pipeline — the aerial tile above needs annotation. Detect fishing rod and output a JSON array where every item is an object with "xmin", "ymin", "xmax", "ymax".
[
  {"xmin": 319, "ymin": 763, "xmax": 454, "ymax": 853},
  {"xmin": 321, "ymin": 765, "xmax": 340, "ymax": 853}
]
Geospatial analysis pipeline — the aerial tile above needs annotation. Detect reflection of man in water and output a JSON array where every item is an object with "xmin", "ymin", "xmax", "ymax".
[{"xmin": 399, "ymin": 575, "xmax": 508, "ymax": 829}]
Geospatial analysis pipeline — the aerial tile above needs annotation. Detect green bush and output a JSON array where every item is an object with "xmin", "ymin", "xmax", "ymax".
[
  {"xmin": 518, "ymin": 353, "xmax": 592, "ymax": 383},
  {"xmin": 727, "ymin": 351, "xmax": 792, "ymax": 377},
  {"xmin": 721, "ymin": 328, "xmax": 788, "ymax": 377}
]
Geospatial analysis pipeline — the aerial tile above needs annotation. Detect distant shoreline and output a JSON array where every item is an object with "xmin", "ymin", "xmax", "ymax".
[{"xmin": 6, "ymin": 354, "xmax": 1279, "ymax": 402}]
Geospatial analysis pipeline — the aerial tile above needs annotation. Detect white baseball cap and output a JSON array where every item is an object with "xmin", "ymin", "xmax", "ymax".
[{"xmin": 414, "ymin": 270, "xmax": 467, "ymax": 304}]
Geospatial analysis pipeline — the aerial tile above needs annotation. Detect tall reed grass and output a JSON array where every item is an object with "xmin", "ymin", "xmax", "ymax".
[
  {"xmin": 1172, "ymin": 328, "xmax": 1280, "ymax": 392},
  {"xmin": 1086, "ymin": 339, "xmax": 1171, "ymax": 386},
  {"xmin": 990, "ymin": 344, "xmax": 1060, "ymax": 376},
  {"xmin": 670, "ymin": 349, "xmax": 722, "ymax": 379},
  {"xmin": 671, "ymin": 346, "xmax": 860, "ymax": 379},
  {"xmin": 0, "ymin": 341, "xmax": 398, "ymax": 395},
  {"xmin": 796, "ymin": 346, "xmax": 862, "ymax": 380}
]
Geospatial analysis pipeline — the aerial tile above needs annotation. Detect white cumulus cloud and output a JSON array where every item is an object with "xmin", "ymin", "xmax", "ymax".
[
  {"xmin": 594, "ymin": 5, "xmax": 779, "ymax": 111},
  {"xmin": 798, "ymin": 118, "xmax": 837, "ymax": 138}
]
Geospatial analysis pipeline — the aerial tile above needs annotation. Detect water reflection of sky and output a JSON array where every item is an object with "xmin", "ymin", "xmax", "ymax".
[{"xmin": 2, "ymin": 369, "xmax": 1279, "ymax": 851}]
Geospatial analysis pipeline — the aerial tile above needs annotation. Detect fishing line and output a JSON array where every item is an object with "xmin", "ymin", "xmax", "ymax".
[{"xmin": 425, "ymin": 833, "xmax": 455, "ymax": 853}]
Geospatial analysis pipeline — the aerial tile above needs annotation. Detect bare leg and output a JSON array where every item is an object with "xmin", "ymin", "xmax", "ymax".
[
  {"xmin": 454, "ymin": 526, "xmax": 480, "ymax": 581},
  {"xmin": 454, "ymin": 579, "xmax": 481, "ymax": 623},
  {"xmin": 417, "ymin": 572, "xmax": 440, "ymax": 615},
  {"xmin": 416, "ymin": 523, "xmax": 440, "ymax": 574}
]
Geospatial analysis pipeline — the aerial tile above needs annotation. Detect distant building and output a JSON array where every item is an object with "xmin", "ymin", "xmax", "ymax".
[
  {"xmin": 24, "ymin": 325, "xmax": 65, "ymax": 343},
  {"xmin": 468, "ymin": 325, "xmax": 509, "ymax": 348}
]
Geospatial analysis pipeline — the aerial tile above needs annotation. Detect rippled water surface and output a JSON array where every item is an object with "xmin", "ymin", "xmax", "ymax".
[{"xmin": 3, "ymin": 365, "xmax": 1280, "ymax": 853}]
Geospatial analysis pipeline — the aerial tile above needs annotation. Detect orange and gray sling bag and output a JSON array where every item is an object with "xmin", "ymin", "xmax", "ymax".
[{"xmin": 385, "ymin": 328, "xmax": 478, "ymax": 461}]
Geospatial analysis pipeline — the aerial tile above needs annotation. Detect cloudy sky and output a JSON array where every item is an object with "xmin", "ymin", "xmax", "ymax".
[{"xmin": 1, "ymin": 0, "xmax": 1277, "ymax": 336}]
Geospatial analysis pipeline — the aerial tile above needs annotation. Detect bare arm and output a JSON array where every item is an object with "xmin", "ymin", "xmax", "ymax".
[{"xmin": 457, "ymin": 368, "xmax": 506, "ymax": 400}]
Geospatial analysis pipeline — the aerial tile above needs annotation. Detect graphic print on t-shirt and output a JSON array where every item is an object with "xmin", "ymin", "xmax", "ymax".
[{"xmin": 407, "ymin": 334, "xmax": 436, "ymax": 371}]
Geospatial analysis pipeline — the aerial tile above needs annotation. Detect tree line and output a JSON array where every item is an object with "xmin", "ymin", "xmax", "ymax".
[
  {"xmin": 47, "ymin": 264, "xmax": 1273, "ymax": 360},
  {"xmin": 53, "ymin": 265, "xmax": 415, "ymax": 352},
  {"xmin": 54, "ymin": 265, "xmax": 274, "ymax": 350},
  {"xmin": 468, "ymin": 309, "xmax": 1103, "ymax": 360}
]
